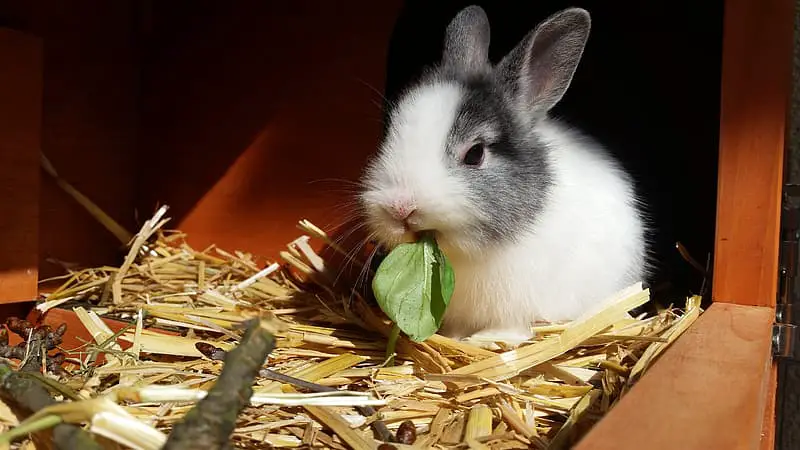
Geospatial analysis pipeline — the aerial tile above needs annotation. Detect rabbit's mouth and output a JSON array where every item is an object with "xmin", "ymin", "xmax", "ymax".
[
  {"xmin": 401, "ymin": 217, "xmax": 433, "ymax": 242},
  {"xmin": 412, "ymin": 229, "xmax": 439, "ymax": 242},
  {"xmin": 382, "ymin": 228, "xmax": 438, "ymax": 249}
]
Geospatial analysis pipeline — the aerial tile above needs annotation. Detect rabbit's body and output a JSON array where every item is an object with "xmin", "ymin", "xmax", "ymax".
[
  {"xmin": 360, "ymin": 6, "xmax": 648, "ymax": 347},
  {"xmin": 438, "ymin": 118, "xmax": 646, "ymax": 343}
]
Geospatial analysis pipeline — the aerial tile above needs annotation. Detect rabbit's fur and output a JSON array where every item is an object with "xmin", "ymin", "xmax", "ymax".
[{"xmin": 359, "ymin": 6, "xmax": 649, "ymax": 347}]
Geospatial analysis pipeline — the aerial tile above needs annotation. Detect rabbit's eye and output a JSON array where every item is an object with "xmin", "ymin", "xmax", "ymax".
[{"xmin": 463, "ymin": 143, "xmax": 485, "ymax": 166}]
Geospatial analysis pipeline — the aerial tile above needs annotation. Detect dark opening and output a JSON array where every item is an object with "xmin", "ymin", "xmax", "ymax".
[{"xmin": 383, "ymin": 0, "xmax": 725, "ymax": 308}]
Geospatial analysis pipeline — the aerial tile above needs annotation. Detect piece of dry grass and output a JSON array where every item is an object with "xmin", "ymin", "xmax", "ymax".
[{"xmin": 13, "ymin": 205, "xmax": 705, "ymax": 450}]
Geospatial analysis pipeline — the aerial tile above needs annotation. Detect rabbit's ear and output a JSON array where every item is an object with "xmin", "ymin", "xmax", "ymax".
[
  {"xmin": 496, "ymin": 8, "xmax": 590, "ymax": 116},
  {"xmin": 441, "ymin": 5, "xmax": 492, "ymax": 75}
]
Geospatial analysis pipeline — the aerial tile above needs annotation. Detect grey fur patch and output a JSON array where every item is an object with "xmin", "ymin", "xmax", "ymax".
[
  {"xmin": 369, "ymin": 6, "xmax": 598, "ymax": 248},
  {"xmin": 495, "ymin": 8, "xmax": 591, "ymax": 118},
  {"xmin": 442, "ymin": 71, "xmax": 554, "ymax": 245},
  {"xmin": 442, "ymin": 5, "xmax": 492, "ymax": 75}
]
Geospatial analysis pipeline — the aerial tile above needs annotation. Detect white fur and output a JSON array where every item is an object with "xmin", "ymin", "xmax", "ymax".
[
  {"xmin": 439, "ymin": 118, "xmax": 646, "ymax": 343},
  {"xmin": 362, "ymin": 83, "xmax": 646, "ymax": 348},
  {"xmin": 362, "ymin": 82, "xmax": 485, "ymax": 249}
]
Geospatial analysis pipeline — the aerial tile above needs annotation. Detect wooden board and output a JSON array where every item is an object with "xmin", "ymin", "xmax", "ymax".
[
  {"xmin": 574, "ymin": 302, "xmax": 774, "ymax": 450},
  {"xmin": 762, "ymin": 363, "xmax": 778, "ymax": 450},
  {"xmin": 0, "ymin": 29, "xmax": 42, "ymax": 303},
  {"xmin": 711, "ymin": 0, "xmax": 793, "ymax": 444},
  {"xmin": 712, "ymin": 0, "xmax": 793, "ymax": 307}
]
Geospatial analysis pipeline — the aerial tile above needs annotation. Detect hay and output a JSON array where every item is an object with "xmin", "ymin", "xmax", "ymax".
[{"xmin": 11, "ymin": 205, "xmax": 703, "ymax": 449}]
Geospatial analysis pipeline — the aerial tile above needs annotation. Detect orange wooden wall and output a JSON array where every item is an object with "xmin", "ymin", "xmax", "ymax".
[
  {"xmin": 1, "ymin": 0, "xmax": 403, "ymax": 286},
  {"xmin": 138, "ymin": 1, "xmax": 403, "ymax": 258},
  {"xmin": 0, "ymin": 29, "xmax": 41, "ymax": 303},
  {"xmin": 710, "ymin": 0, "xmax": 795, "ymax": 447},
  {"xmin": 712, "ymin": 0, "xmax": 793, "ymax": 309},
  {"xmin": 2, "ymin": 0, "xmax": 141, "ymax": 282}
]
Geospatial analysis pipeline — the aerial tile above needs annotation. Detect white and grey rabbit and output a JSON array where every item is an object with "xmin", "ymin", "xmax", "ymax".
[{"xmin": 359, "ymin": 6, "xmax": 648, "ymax": 347}]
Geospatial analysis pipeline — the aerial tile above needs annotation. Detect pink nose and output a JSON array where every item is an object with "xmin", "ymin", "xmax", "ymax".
[{"xmin": 387, "ymin": 200, "xmax": 417, "ymax": 221}]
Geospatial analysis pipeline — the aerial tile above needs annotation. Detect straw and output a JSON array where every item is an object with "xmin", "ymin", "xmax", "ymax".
[{"xmin": 10, "ymin": 199, "xmax": 703, "ymax": 449}]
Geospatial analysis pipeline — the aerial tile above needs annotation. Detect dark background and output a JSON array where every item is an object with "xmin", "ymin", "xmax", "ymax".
[{"xmin": 383, "ymin": 0, "xmax": 725, "ymax": 308}]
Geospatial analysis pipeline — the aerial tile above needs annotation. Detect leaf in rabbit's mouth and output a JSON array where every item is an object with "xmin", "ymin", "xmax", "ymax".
[
  {"xmin": 371, "ymin": 230, "xmax": 455, "ymax": 345},
  {"xmin": 414, "ymin": 229, "xmax": 436, "ymax": 242}
]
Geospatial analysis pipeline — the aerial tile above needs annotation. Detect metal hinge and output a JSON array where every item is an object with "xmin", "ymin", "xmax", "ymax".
[
  {"xmin": 773, "ymin": 319, "xmax": 797, "ymax": 358},
  {"xmin": 775, "ymin": 185, "xmax": 800, "ymax": 358}
]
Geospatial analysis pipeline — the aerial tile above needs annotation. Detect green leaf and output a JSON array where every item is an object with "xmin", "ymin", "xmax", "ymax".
[
  {"xmin": 427, "ymin": 234, "xmax": 455, "ymax": 328},
  {"xmin": 371, "ymin": 232, "xmax": 455, "ymax": 342}
]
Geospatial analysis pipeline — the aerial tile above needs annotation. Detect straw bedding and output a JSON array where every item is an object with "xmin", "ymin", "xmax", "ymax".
[{"xmin": 5, "ymin": 196, "xmax": 702, "ymax": 449}]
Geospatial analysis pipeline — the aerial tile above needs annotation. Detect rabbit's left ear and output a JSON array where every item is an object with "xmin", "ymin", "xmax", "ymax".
[
  {"xmin": 441, "ymin": 5, "xmax": 492, "ymax": 75},
  {"xmin": 496, "ymin": 8, "xmax": 591, "ymax": 116}
]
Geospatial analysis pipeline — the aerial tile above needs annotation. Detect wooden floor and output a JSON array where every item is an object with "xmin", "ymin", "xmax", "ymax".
[{"xmin": 574, "ymin": 303, "xmax": 775, "ymax": 450}]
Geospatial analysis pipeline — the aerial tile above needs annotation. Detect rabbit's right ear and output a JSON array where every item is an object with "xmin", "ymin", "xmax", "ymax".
[
  {"xmin": 496, "ymin": 8, "xmax": 591, "ymax": 116},
  {"xmin": 441, "ymin": 5, "xmax": 491, "ymax": 75}
]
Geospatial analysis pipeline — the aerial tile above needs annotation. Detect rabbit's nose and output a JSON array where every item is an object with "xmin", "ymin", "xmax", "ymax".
[{"xmin": 386, "ymin": 200, "xmax": 417, "ymax": 222}]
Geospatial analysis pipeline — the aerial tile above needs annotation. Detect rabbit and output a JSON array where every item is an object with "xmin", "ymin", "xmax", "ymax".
[{"xmin": 358, "ymin": 5, "xmax": 649, "ymax": 348}]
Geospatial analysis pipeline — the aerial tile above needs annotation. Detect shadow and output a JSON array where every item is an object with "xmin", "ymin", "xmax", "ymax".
[
  {"xmin": 135, "ymin": 0, "xmax": 402, "ymax": 260},
  {"xmin": 2, "ymin": 0, "xmax": 403, "ymax": 294},
  {"xmin": 1, "ymin": 0, "xmax": 146, "ymax": 281},
  {"xmin": 137, "ymin": 1, "xmax": 283, "ymax": 224}
]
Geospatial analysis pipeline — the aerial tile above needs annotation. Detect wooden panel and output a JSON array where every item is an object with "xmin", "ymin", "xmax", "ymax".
[
  {"xmin": 712, "ymin": 0, "xmax": 793, "ymax": 307},
  {"xmin": 33, "ymin": 1, "xmax": 141, "ymax": 280},
  {"xmin": 710, "ymin": 0, "xmax": 792, "ymax": 444},
  {"xmin": 574, "ymin": 302, "xmax": 774, "ymax": 450},
  {"xmin": 0, "ymin": 28, "xmax": 42, "ymax": 303},
  {"xmin": 0, "ymin": 1, "xmax": 142, "ymax": 280},
  {"xmin": 138, "ymin": 1, "xmax": 402, "ymax": 258},
  {"xmin": 762, "ymin": 364, "xmax": 778, "ymax": 450}
]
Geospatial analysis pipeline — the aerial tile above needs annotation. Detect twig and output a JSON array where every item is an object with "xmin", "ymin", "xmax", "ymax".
[
  {"xmin": 260, "ymin": 368, "xmax": 394, "ymax": 443},
  {"xmin": 162, "ymin": 318, "xmax": 276, "ymax": 450},
  {"xmin": 0, "ymin": 364, "xmax": 102, "ymax": 450},
  {"xmin": 40, "ymin": 153, "xmax": 132, "ymax": 245},
  {"xmin": 112, "ymin": 205, "xmax": 170, "ymax": 304},
  {"xmin": 699, "ymin": 252, "xmax": 713, "ymax": 298},
  {"xmin": 675, "ymin": 242, "xmax": 708, "ymax": 276}
]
